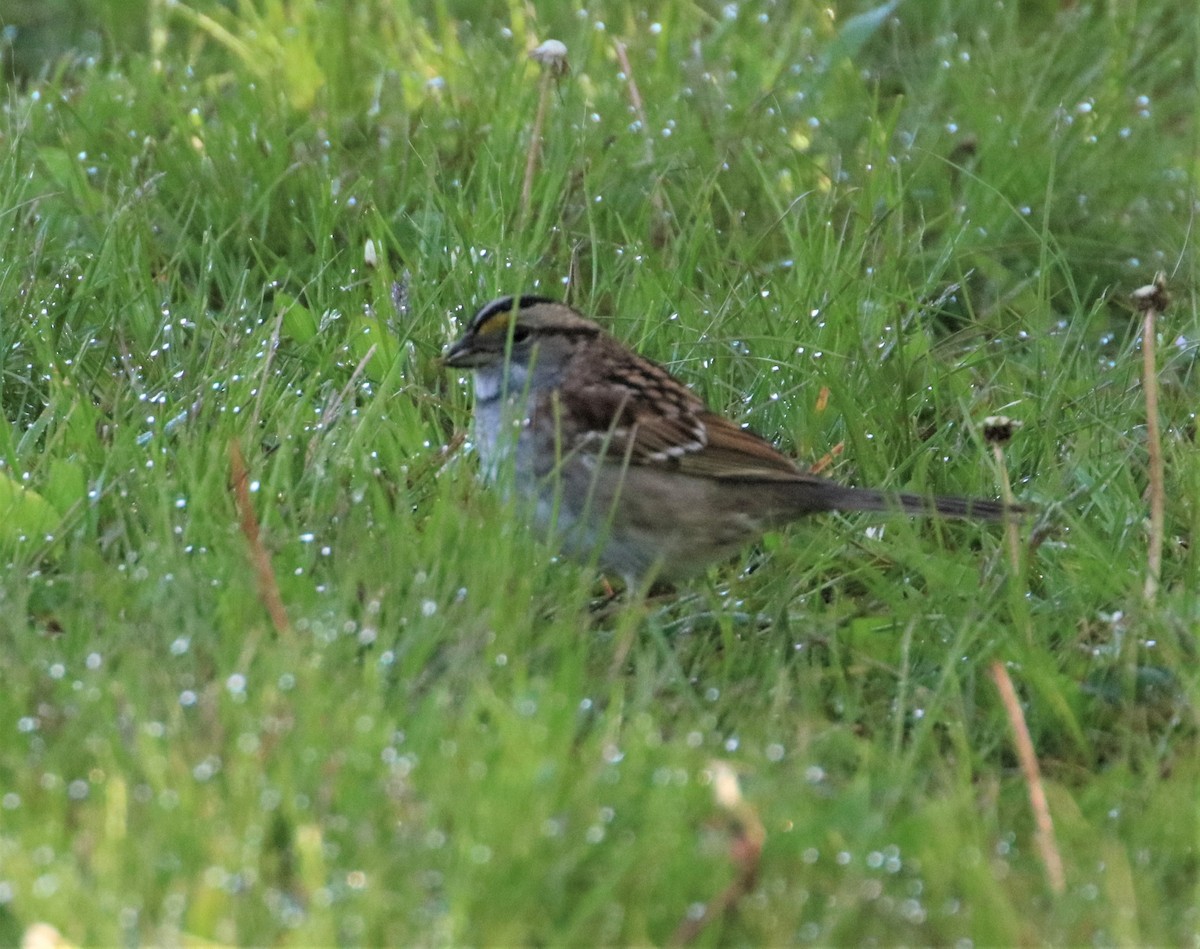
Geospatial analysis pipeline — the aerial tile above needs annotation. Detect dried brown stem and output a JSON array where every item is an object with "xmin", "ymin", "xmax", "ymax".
[
  {"xmin": 249, "ymin": 305, "xmax": 285, "ymax": 437},
  {"xmin": 613, "ymin": 40, "xmax": 649, "ymax": 159},
  {"xmin": 985, "ymin": 421, "xmax": 1057, "ymax": 884},
  {"xmin": 808, "ymin": 440, "xmax": 843, "ymax": 475},
  {"xmin": 519, "ymin": 67, "xmax": 553, "ymax": 224},
  {"xmin": 305, "ymin": 343, "xmax": 377, "ymax": 468},
  {"xmin": 670, "ymin": 762, "xmax": 765, "ymax": 945},
  {"xmin": 229, "ymin": 439, "xmax": 291, "ymax": 638},
  {"xmin": 613, "ymin": 39, "xmax": 666, "ymax": 221},
  {"xmin": 517, "ymin": 41, "xmax": 568, "ymax": 224},
  {"xmin": 1132, "ymin": 273, "xmax": 1169, "ymax": 603},
  {"xmin": 991, "ymin": 442, "xmax": 1023, "ymax": 577},
  {"xmin": 990, "ymin": 660, "xmax": 1065, "ymax": 894}
]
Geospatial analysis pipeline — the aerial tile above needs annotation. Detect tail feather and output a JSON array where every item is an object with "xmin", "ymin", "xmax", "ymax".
[{"xmin": 825, "ymin": 484, "xmax": 1021, "ymax": 521}]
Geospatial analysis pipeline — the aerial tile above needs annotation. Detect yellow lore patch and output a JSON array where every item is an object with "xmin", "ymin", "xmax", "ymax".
[{"xmin": 476, "ymin": 311, "xmax": 513, "ymax": 336}]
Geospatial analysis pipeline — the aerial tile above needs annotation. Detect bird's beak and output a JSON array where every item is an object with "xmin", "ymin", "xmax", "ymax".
[{"xmin": 442, "ymin": 337, "xmax": 476, "ymax": 368}]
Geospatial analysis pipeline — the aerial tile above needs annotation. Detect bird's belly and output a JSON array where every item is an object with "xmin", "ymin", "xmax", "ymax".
[{"xmin": 538, "ymin": 459, "xmax": 767, "ymax": 583}]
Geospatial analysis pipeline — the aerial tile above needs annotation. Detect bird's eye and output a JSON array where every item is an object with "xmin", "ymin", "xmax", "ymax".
[{"xmin": 510, "ymin": 325, "xmax": 531, "ymax": 344}]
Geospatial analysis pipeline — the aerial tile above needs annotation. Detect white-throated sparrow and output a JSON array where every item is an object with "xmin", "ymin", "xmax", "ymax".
[{"xmin": 444, "ymin": 295, "xmax": 1018, "ymax": 585}]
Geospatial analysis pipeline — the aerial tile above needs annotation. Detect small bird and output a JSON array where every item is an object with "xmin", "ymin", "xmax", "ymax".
[{"xmin": 444, "ymin": 295, "xmax": 1018, "ymax": 586}]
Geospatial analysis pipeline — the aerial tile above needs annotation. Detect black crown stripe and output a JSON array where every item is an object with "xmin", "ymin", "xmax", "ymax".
[{"xmin": 470, "ymin": 294, "xmax": 558, "ymax": 329}]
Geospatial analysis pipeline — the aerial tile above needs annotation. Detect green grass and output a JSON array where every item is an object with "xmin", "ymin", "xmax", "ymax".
[{"xmin": 1, "ymin": 0, "xmax": 1198, "ymax": 944}]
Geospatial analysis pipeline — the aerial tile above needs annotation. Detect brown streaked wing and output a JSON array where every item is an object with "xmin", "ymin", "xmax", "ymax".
[
  {"xmin": 558, "ymin": 341, "xmax": 710, "ymax": 463},
  {"xmin": 556, "ymin": 338, "xmax": 805, "ymax": 480},
  {"xmin": 672, "ymin": 411, "xmax": 805, "ymax": 481}
]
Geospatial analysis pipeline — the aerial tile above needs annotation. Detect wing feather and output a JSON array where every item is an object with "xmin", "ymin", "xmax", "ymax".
[{"xmin": 552, "ymin": 337, "xmax": 806, "ymax": 482}]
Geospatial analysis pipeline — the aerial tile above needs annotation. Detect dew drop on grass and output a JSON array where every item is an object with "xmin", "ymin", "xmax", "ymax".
[
  {"xmin": 202, "ymin": 865, "xmax": 228, "ymax": 890},
  {"xmin": 469, "ymin": 844, "xmax": 492, "ymax": 864},
  {"xmin": 901, "ymin": 898, "xmax": 927, "ymax": 923}
]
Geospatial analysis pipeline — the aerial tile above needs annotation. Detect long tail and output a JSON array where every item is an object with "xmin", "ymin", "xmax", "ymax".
[{"xmin": 824, "ymin": 484, "xmax": 1021, "ymax": 521}]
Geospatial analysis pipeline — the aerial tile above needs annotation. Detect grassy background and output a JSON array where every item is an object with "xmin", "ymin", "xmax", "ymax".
[{"xmin": 1, "ymin": 0, "xmax": 1198, "ymax": 944}]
